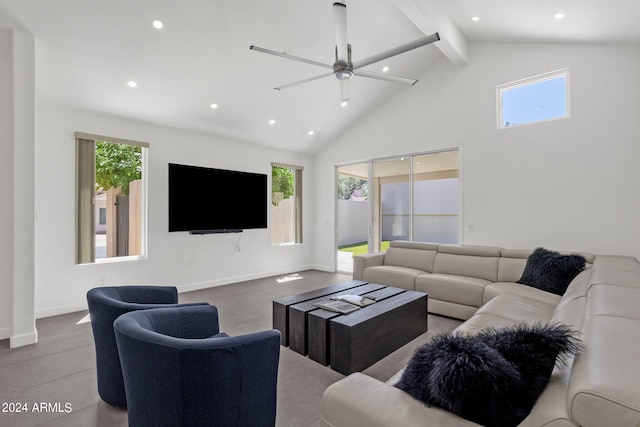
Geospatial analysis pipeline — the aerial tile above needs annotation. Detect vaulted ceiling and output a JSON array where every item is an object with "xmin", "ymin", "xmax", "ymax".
[{"xmin": 1, "ymin": 0, "xmax": 639, "ymax": 154}]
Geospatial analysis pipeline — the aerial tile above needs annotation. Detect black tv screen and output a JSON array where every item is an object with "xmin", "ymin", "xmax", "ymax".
[{"xmin": 168, "ymin": 163, "xmax": 267, "ymax": 233}]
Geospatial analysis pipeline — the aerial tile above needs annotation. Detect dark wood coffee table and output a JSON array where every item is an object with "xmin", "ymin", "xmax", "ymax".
[{"xmin": 273, "ymin": 282, "xmax": 428, "ymax": 375}]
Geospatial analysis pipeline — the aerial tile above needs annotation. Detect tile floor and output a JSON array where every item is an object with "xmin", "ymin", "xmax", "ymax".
[{"xmin": 0, "ymin": 269, "xmax": 461, "ymax": 427}]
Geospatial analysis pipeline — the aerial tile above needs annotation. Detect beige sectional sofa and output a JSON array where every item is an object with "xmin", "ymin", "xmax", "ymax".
[
  {"xmin": 322, "ymin": 241, "xmax": 640, "ymax": 427},
  {"xmin": 353, "ymin": 241, "xmax": 589, "ymax": 320}
]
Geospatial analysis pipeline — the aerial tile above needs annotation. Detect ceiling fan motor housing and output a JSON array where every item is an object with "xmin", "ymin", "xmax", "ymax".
[{"xmin": 334, "ymin": 44, "xmax": 353, "ymax": 80}]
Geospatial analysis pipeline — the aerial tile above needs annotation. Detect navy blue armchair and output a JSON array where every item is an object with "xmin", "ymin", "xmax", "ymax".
[
  {"xmin": 114, "ymin": 305, "xmax": 281, "ymax": 427},
  {"xmin": 86, "ymin": 285, "xmax": 208, "ymax": 407}
]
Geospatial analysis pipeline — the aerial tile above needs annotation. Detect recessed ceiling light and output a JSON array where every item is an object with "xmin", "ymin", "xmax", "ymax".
[
  {"xmin": 268, "ymin": 119, "xmax": 276, "ymax": 125},
  {"xmin": 210, "ymin": 103, "xmax": 218, "ymax": 109},
  {"xmin": 152, "ymin": 19, "xmax": 164, "ymax": 29},
  {"xmin": 382, "ymin": 66, "xmax": 389, "ymax": 73},
  {"xmin": 554, "ymin": 13, "xmax": 566, "ymax": 20},
  {"xmin": 308, "ymin": 130, "xmax": 315, "ymax": 136},
  {"xmin": 471, "ymin": 16, "xmax": 480, "ymax": 22},
  {"xmin": 341, "ymin": 101, "xmax": 348, "ymax": 107},
  {"xmin": 127, "ymin": 80, "xmax": 138, "ymax": 88}
]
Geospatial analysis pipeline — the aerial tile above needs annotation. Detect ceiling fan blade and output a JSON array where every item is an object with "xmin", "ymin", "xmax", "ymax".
[
  {"xmin": 333, "ymin": 2, "xmax": 349, "ymax": 64},
  {"xmin": 250, "ymin": 45, "xmax": 332, "ymax": 70},
  {"xmin": 353, "ymin": 70, "xmax": 418, "ymax": 85},
  {"xmin": 274, "ymin": 72, "xmax": 334, "ymax": 91},
  {"xmin": 353, "ymin": 32, "xmax": 440, "ymax": 70},
  {"xmin": 340, "ymin": 79, "xmax": 350, "ymax": 102}
]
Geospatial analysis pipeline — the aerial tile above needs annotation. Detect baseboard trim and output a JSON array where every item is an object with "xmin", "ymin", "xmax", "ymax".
[
  {"xmin": 10, "ymin": 329, "xmax": 38, "ymax": 348},
  {"xmin": 0, "ymin": 326, "xmax": 11, "ymax": 340},
  {"xmin": 309, "ymin": 264, "xmax": 335, "ymax": 273},
  {"xmin": 36, "ymin": 303, "xmax": 88, "ymax": 319},
  {"xmin": 177, "ymin": 264, "xmax": 317, "ymax": 293}
]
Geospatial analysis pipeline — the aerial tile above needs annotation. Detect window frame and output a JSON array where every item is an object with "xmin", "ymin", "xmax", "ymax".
[
  {"xmin": 497, "ymin": 68, "xmax": 570, "ymax": 129},
  {"xmin": 75, "ymin": 132, "xmax": 148, "ymax": 264}
]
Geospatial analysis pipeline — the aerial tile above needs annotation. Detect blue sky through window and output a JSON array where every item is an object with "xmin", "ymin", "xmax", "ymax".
[{"xmin": 500, "ymin": 73, "xmax": 568, "ymax": 128}]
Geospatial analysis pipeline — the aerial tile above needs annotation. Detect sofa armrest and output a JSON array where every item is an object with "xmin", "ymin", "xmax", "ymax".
[
  {"xmin": 320, "ymin": 373, "xmax": 480, "ymax": 427},
  {"xmin": 352, "ymin": 252, "xmax": 385, "ymax": 280}
]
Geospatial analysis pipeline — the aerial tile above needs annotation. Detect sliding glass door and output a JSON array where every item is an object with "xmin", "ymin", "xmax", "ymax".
[
  {"xmin": 412, "ymin": 152, "xmax": 459, "ymax": 244},
  {"xmin": 372, "ymin": 158, "xmax": 410, "ymax": 253},
  {"xmin": 336, "ymin": 163, "xmax": 369, "ymax": 273},
  {"xmin": 336, "ymin": 149, "xmax": 459, "ymax": 272}
]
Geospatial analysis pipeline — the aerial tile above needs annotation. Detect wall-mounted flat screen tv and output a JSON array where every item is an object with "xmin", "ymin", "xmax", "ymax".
[{"xmin": 168, "ymin": 163, "xmax": 267, "ymax": 234}]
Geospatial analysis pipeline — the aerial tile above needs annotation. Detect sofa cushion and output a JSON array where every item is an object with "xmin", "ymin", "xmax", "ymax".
[
  {"xmin": 591, "ymin": 254, "xmax": 639, "ymax": 271},
  {"xmin": 455, "ymin": 313, "xmax": 520, "ymax": 335},
  {"xmin": 517, "ymin": 248, "xmax": 586, "ymax": 295},
  {"xmin": 427, "ymin": 299, "xmax": 478, "ymax": 321},
  {"xmin": 433, "ymin": 245, "xmax": 501, "ymax": 282},
  {"xmin": 383, "ymin": 243, "xmax": 437, "ymax": 272},
  {"xmin": 586, "ymin": 283, "xmax": 640, "ymax": 321},
  {"xmin": 483, "ymin": 282, "xmax": 561, "ymax": 306},
  {"xmin": 416, "ymin": 273, "xmax": 488, "ymax": 307},
  {"xmin": 497, "ymin": 249, "xmax": 533, "ymax": 282},
  {"xmin": 475, "ymin": 293, "xmax": 556, "ymax": 324},
  {"xmin": 396, "ymin": 323, "xmax": 581, "ymax": 427},
  {"xmin": 587, "ymin": 268, "xmax": 640, "ymax": 290},
  {"xmin": 568, "ymin": 316, "xmax": 640, "ymax": 427},
  {"xmin": 363, "ymin": 266, "xmax": 424, "ymax": 290}
]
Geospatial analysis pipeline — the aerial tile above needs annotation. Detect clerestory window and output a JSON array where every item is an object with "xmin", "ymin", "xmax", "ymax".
[{"xmin": 497, "ymin": 69, "xmax": 570, "ymax": 129}]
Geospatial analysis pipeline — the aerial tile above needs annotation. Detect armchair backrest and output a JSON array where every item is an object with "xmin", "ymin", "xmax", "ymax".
[
  {"xmin": 86, "ymin": 285, "xmax": 207, "ymax": 407},
  {"xmin": 114, "ymin": 306, "xmax": 281, "ymax": 427}
]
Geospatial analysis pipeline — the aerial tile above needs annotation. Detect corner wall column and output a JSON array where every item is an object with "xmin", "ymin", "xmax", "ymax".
[{"xmin": 10, "ymin": 29, "xmax": 37, "ymax": 348}]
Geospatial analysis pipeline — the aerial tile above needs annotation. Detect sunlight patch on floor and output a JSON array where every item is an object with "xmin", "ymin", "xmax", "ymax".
[
  {"xmin": 76, "ymin": 313, "xmax": 91, "ymax": 324},
  {"xmin": 277, "ymin": 273, "xmax": 304, "ymax": 283}
]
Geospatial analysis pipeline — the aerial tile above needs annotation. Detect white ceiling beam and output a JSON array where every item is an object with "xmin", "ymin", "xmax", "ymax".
[{"xmin": 391, "ymin": 0, "xmax": 469, "ymax": 66}]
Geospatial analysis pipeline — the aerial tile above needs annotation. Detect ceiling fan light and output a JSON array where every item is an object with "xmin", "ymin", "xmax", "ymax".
[{"xmin": 335, "ymin": 69, "xmax": 353, "ymax": 80}]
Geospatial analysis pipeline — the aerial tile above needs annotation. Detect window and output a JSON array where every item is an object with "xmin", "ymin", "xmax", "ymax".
[
  {"xmin": 271, "ymin": 163, "xmax": 302, "ymax": 244},
  {"xmin": 498, "ymin": 69, "xmax": 569, "ymax": 129},
  {"xmin": 75, "ymin": 132, "xmax": 148, "ymax": 264}
]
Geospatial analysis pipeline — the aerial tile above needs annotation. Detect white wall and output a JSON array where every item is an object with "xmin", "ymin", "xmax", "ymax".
[
  {"xmin": 0, "ymin": 29, "xmax": 14, "ymax": 339},
  {"xmin": 313, "ymin": 42, "xmax": 640, "ymax": 269},
  {"xmin": 34, "ymin": 103, "xmax": 314, "ymax": 318}
]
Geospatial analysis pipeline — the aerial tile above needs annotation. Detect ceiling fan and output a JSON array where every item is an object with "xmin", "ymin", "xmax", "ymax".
[{"xmin": 250, "ymin": 2, "xmax": 440, "ymax": 102}]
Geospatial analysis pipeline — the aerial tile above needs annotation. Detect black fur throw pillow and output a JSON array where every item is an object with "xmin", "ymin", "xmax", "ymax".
[
  {"xmin": 475, "ymin": 323, "xmax": 583, "ymax": 421},
  {"xmin": 395, "ymin": 323, "xmax": 582, "ymax": 427},
  {"xmin": 395, "ymin": 332, "xmax": 524, "ymax": 427},
  {"xmin": 517, "ymin": 247, "xmax": 586, "ymax": 295}
]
